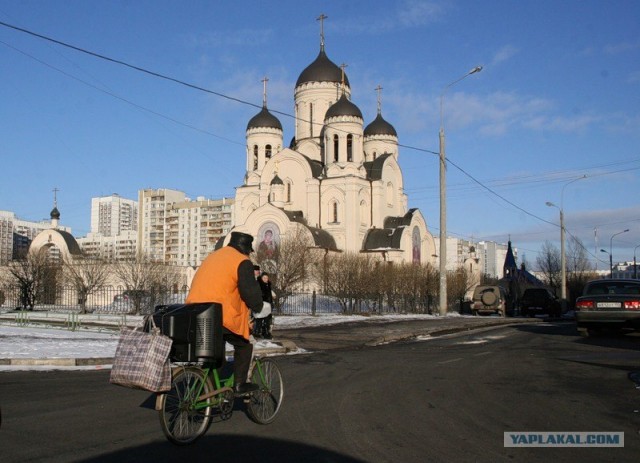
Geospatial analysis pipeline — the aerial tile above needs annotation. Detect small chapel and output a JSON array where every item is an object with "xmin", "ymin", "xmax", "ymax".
[{"xmin": 226, "ymin": 18, "xmax": 436, "ymax": 271}]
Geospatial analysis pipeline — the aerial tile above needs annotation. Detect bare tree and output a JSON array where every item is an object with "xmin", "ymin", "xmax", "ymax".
[
  {"xmin": 566, "ymin": 236, "xmax": 597, "ymax": 306},
  {"xmin": 536, "ymin": 240, "xmax": 561, "ymax": 291},
  {"xmin": 258, "ymin": 226, "xmax": 320, "ymax": 309},
  {"xmin": 447, "ymin": 265, "xmax": 479, "ymax": 312},
  {"xmin": 62, "ymin": 256, "xmax": 110, "ymax": 313},
  {"xmin": 324, "ymin": 252, "xmax": 366, "ymax": 313},
  {"xmin": 5, "ymin": 248, "xmax": 53, "ymax": 310},
  {"xmin": 111, "ymin": 253, "xmax": 171, "ymax": 314}
]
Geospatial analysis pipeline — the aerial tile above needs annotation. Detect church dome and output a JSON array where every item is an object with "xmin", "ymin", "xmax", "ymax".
[
  {"xmin": 270, "ymin": 174, "xmax": 284, "ymax": 185},
  {"xmin": 364, "ymin": 113, "xmax": 397, "ymax": 137},
  {"xmin": 247, "ymin": 106, "xmax": 282, "ymax": 131},
  {"xmin": 50, "ymin": 207, "xmax": 60, "ymax": 220},
  {"xmin": 296, "ymin": 49, "xmax": 349, "ymax": 88},
  {"xmin": 325, "ymin": 93, "xmax": 363, "ymax": 120}
]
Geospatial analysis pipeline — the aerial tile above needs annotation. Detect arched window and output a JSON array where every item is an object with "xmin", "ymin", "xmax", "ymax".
[
  {"xmin": 373, "ymin": 151, "xmax": 377, "ymax": 160},
  {"xmin": 309, "ymin": 103, "xmax": 314, "ymax": 136},
  {"xmin": 333, "ymin": 201, "xmax": 338, "ymax": 223},
  {"xmin": 333, "ymin": 135, "xmax": 339, "ymax": 162},
  {"xmin": 286, "ymin": 181, "xmax": 292, "ymax": 203},
  {"xmin": 347, "ymin": 134, "xmax": 353, "ymax": 162},
  {"xmin": 265, "ymin": 144, "xmax": 272, "ymax": 160},
  {"xmin": 253, "ymin": 145, "xmax": 258, "ymax": 170}
]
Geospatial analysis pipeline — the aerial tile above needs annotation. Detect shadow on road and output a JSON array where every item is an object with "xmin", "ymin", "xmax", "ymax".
[{"xmin": 77, "ymin": 434, "xmax": 366, "ymax": 463}]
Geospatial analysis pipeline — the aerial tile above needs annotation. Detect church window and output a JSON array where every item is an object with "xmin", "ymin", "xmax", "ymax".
[
  {"xmin": 333, "ymin": 135, "xmax": 339, "ymax": 162},
  {"xmin": 347, "ymin": 134, "xmax": 353, "ymax": 162},
  {"xmin": 373, "ymin": 151, "xmax": 377, "ymax": 160},
  {"xmin": 309, "ymin": 103, "xmax": 314, "ymax": 136},
  {"xmin": 332, "ymin": 201, "xmax": 339, "ymax": 223},
  {"xmin": 265, "ymin": 144, "xmax": 272, "ymax": 160},
  {"xmin": 286, "ymin": 181, "xmax": 292, "ymax": 203},
  {"xmin": 253, "ymin": 145, "xmax": 258, "ymax": 170}
]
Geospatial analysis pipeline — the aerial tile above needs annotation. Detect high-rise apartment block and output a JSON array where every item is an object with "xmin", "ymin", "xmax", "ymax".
[
  {"xmin": 90, "ymin": 194, "xmax": 138, "ymax": 237},
  {"xmin": 138, "ymin": 189, "xmax": 234, "ymax": 266}
]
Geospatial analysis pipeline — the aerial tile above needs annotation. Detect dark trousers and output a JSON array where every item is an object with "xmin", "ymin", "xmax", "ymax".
[{"xmin": 223, "ymin": 329, "xmax": 253, "ymax": 385}]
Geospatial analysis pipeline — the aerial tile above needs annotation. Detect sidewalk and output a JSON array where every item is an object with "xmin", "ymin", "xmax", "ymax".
[{"xmin": 0, "ymin": 312, "xmax": 545, "ymax": 368}]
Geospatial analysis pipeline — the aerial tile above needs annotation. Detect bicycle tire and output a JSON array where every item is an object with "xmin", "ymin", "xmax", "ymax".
[
  {"xmin": 158, "ymin": 366, "xmax": 213, "ymax": 445},
  {"xmin": 246, "ymin": 357, "xmax": 284, "ymax": 424}
]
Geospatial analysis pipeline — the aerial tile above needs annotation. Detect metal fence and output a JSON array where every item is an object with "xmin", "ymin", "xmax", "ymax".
[{"xmin": 0, "ymin": 285, "xmax": 435, "ymax": 315}]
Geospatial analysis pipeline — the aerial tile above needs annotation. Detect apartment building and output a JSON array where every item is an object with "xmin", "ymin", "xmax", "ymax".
[
  {"xmin": 77, "ymin": 230, "xmax": 137, "ymax": 261},
  {"xmin": 90, "ymin": 194, "xmax": 138, "ymax": 237},
  {"xmin": 138, "ymin": 189, "xmax": 234, "ymax": 266}
]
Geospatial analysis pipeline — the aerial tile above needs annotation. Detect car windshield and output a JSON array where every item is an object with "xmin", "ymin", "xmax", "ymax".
[{"xmin": 586, "ymin": 282, "xmax": 640, "ymax": 295}]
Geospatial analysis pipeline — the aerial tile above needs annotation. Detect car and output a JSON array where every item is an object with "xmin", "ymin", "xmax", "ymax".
[
  {"xmin": 471, "ymin": 285, "xmax": 512, "ymax": 317},
  {"xmin": 575, "ymin": 279, "xmax": 640, "ymax": 337},
  {"xmin": 521, "ymin": 287, "xmax": 561, "ymax": 318}
]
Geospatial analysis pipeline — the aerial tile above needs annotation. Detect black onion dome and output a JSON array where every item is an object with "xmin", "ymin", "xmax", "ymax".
[
  {"xmin": 296, "ymin": 49, "xmax": 350, "ymax": 87},
  {"xmin": 364, "ymin": 113, "xmax": 397, "ymax": 137},
  {"xmin": 246, "ymin": 106, "xmax": 282, "ymax": 131},
  {"xmin": 50, "ymin": 207, "xmax": 60, "ymax": 220},
  {"xmin": 325, "ymin": 93, "xmax": 363, "ymax": 120},
  {"xmin": 270, "ymin": 174, "xmax": 284, "ymax": 185}
]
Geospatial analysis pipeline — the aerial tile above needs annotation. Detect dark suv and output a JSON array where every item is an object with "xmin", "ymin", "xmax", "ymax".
[{"xmin": 521, "ymin": 288, "xmax": 561, "ymax": 318}]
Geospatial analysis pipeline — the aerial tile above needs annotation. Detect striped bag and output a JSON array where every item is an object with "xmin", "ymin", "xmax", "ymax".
[{"xmin": 110, "ymin": 317, "xmax": 173, "ymax": 392}]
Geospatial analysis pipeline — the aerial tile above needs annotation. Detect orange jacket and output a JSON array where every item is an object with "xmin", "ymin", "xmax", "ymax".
[{"xmin": 186, "ymin": 246, "xmax": 253, "ymax": 339}]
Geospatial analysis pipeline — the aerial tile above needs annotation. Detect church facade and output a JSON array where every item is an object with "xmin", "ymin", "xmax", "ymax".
[{"xmin": 226, "ymin": 32, "xmax": 436, "ymax": 270}]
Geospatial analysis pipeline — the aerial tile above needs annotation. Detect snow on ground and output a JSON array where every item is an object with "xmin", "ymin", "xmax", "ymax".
[{"xmin": 0, "ymin": 312, "xmax": 447, "ymax": 371}]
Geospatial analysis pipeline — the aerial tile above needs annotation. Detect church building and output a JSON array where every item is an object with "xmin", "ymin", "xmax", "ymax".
[{"xmin": 226, "ymin": 21, "xmax": 436, "ymax": 271}]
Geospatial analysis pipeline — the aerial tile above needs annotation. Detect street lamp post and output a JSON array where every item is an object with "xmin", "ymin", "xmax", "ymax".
[
  {"xmin": 634, "ymin": 244, "xmax": 640, "ymax": 279},
  {"xmin": 438, "ymin": 65, "xmax": 482, "ymax": 316},
  {"xmin": 545, "ymin": 175, "xmax": 586, "ymax": 310},
  {"xmin": 609, "ymin": 229, "xmax": 630, "ymax": 276}
]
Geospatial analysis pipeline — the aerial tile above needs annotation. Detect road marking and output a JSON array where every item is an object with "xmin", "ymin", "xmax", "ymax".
[{"xmin": 438, "ymin": 358, "xmax": 463, "ymax": 364}]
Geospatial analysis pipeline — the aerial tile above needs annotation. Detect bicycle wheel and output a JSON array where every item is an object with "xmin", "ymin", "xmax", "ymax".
[
  {"xmin": 158, "ymin": 366, "xmax": 213, "ymax": 445},
  {"xmin": 246, "ymin": 357, "xmax": 283, "ymax": 424}
]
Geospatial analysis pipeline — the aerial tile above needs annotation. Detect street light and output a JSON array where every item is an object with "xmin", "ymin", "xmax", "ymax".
[
  {"xmin": 545, "ymin": 175, "xmax": 586, "ymax": 310},
  {"xmin": 634, "ymin": 244, "xmax": 640, "ymax": 279},
  {"xmin": 438, "ymin": 65, "xmax": 482, "ymax": 316},
  {"xmin": 609, "ymin": 229, "xmax": 630, "ymax": 276}
]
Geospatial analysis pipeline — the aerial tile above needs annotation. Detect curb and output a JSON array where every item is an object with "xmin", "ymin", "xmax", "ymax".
[{"xmin": 0, "ymin": 343, "xmax": 293, "ymax": 368}]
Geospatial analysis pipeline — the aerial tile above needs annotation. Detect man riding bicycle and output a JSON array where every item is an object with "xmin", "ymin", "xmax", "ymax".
[{"xmin": 186, "ymin": 231, "xmax": 263, "ymax": 394}]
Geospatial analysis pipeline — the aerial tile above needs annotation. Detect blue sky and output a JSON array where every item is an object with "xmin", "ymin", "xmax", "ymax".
[{"xmin": 1, "ymin": 0, "xmax": 639, "ymax": 270}]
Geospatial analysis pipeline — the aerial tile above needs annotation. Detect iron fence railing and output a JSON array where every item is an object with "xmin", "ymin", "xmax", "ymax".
[{"xmin": 0, "ymin": 285, "xmax": 436, "ymax": 315}]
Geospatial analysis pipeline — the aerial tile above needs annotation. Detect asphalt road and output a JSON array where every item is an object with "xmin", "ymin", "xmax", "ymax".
[{"xmin": 1, "ymin": 321, "xmax": 639, "ymax": 463}]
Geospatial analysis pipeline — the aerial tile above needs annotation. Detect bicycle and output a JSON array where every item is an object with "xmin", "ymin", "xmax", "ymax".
[{"xmin": 157, "ymin": 354, "xmax": 284, "ymax": 445}]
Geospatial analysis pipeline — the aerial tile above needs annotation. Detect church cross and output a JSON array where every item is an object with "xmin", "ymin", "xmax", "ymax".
[
  {"xmin": 317, "ymin": 14, "xmax": 328, "ymax": 49},
  {"xmin": 52, "ymin": 187, "xmax": 59, "ymax": 207},
  {"xmin": 340, "ymin": 63, "xmax": 348, "ymax": 94},
  {"xmin": 261, "ymin": 76, "xmax": 269, "ymax": 107},
  {"xmin": 375, "ymin": 85, "xmax": 383, "ymax": 114}
]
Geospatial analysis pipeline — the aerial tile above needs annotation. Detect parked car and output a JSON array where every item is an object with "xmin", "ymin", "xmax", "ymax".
[
  {"xmin": 575, "ymin": 279, "xmax": 640, "ymax": 336},
  {"xmin": 521, "ymin": 287, "xmax": 561, "ymax": 318},
  {"xmin": 471, "ymin": 285, "xmax": 512, "ymax": 317}
]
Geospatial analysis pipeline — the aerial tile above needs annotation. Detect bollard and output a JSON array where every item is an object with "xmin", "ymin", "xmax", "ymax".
[
  {"xmin": 66, "ymin": 313, "xmax": 81, "ymax": 331},
  {"xmin": 16, "ymin": 310, "xmax": 29, "ymax": 326}
]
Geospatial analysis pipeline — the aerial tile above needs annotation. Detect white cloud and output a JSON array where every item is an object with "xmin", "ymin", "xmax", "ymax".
[
  {"xmin": 627, "ymin": 70, "xmax": 640, "ymax": 83},
  {"xmin": 396, "ymin": 0, "xmax": 448, "ymax": 27},
  {"xmin": 604, "ymin": 40, "xmax": 640, "ymax": 55},
  {"xmin": 491, "ymin": 45, "xmax": 519, "ymax": 65}
]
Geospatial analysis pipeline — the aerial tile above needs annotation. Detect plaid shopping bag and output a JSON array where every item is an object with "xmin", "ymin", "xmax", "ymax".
[{"xmin": 110, "ymin": 317, "xmax": 173, "ymax": 392}]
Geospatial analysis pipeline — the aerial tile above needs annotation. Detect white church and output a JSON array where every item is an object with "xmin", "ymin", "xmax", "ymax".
[{"xmin": 222, "ymin": 23, "xmax": 437, "ymax": 270}]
